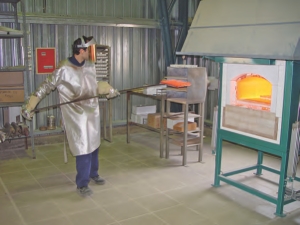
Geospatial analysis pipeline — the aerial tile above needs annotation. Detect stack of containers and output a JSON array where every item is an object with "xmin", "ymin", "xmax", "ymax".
[{"xmin": 131, "ymin": 105, "xmax": 156, "ymax": 125}]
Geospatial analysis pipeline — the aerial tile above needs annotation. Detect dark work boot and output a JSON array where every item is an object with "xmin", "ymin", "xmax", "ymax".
[
  {"xmin": 91, "ymin": 176, "xmax": 105, "ymax": 185},
  {"xmin": 77, "ymin": 186, "xmax": 93, "ymax": 197}
]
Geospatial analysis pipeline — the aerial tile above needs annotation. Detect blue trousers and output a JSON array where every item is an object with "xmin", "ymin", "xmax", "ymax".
[{"xmin": 75, "ymin": 148, "xmax": 99, "ymax": 188}]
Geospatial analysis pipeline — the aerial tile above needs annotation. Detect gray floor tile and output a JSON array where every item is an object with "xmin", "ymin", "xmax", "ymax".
[
  {"xmin": 119, "ymin": 213, "xmax": 167, "ymax": 225},
  {"xmin": 103, "ymin": 199, "xmax": 149, "ymax": 221},
  {"xmin": 98, "ymin": 165, "xmax": 126, "ymax": 178},
  {"xmin": 0, "ymin": 170, "xmax": 33, "ymax": 183},
  {"xmin": 18, "ymin": 201, "xmax": 64, "ymax": 224},
  {"xmin": 91, "ymin": 188, "xmax": 131, "ymax": 206},
  {"xmin": 0, "ymin": 182, "xmax": 6, "ymax": 196},
  {"xmin": 103, "ymin": 154, "xmax": 137, "ymax": 166},
  {"xmin": 4, "ymin": 178, "xmax": 43, "ymax": 195},
  {"xmin": 104, "ymin": 171, "xmax": 141, "ymax": 187},
  {"xmin": 28, "ymin": 166, "xmax": 63, "ymax": 179},
  {"xmin": 39, "ymin": 148, "xmax": 70, "ymax": 159},
  {"xmin": 154, "ymin": 205, "xmax": 207, "ymax": 225},
  {"xmin": 0, "ymin": 206, "xmax": 24, "ymax": 225},
  {"xmin": 99, "ymin": 146, "xmax": 126, "ymax": 158},
  {"xmin": 43, "ymin": 183, "xmax": 77, "ymax": 199},
  {"xmin": 11, "ymin": 189, "xmax": 51, "ymax": 207},
  {"xmin": 56, "ymin": 162, "xmax": 77, "ymax": 173},
  {"xmin": 164, "ymin": 184, "xmax": 214, "ymax": 204},
  {"xmin": 0, "ymin": 195, "xmax": 13, "ymax": 210},
  {"xmin": 21, "ymin": 157, "xmax": 54, "ymax": 170},
  {"xmin": 36, "ymin": 174, "xmax": 73, "ymax": 188},
  {"xmin": 47, "ymin": 155, "xmax": 76, "ymax": 165},
  {"xmin": 2, "ymin": 131, "xmax": 300, "ymax": 225},
  {"xmin": 27, "ymin": 216, "xmax": 73, "ymax": 225},
  {"xmin": 134, "ymin": 192, "xmax": 180, "ymax": 211},
  {"xmin": 116, "ymin": 180, "xmax": 159, "ymax": 199},
  {"xmin": 141, "ymin": 175, "xmax": 185, "ymax": 192},
  {"xmin": 54, "ymin": 193, "xmax": 98, "ymax": 214},
  {"xmin": 0, "ymin": 162, "xmax": 26, "ymax": 174},
  {"xmin": 66, "ymin": 208, "xmax": 116, "ymax": 225}
]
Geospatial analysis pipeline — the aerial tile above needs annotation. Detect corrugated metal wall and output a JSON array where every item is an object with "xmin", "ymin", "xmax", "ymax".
[
  {"xmin": 29, "ymin": 24, "xmax": 165, "ymax": 128},
  {"xmin": 1, "ymin": 0, "xmax": 218, "ymax": 130}
]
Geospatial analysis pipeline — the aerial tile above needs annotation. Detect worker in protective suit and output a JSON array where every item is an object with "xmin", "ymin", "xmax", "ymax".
[{"xmin": 21, "ymin": 36, "xmax": 119, "ymax": 197}]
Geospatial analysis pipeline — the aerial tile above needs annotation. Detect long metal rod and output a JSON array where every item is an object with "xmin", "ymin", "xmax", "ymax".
[{"xmin": 32, "ymin": 84, "xmax": 165, "ymax": 113}]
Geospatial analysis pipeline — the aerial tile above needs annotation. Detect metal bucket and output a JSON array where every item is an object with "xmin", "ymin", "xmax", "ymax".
[{"xmin": 47, "ymin": 115, "xmax": 56, "ymax": 130}]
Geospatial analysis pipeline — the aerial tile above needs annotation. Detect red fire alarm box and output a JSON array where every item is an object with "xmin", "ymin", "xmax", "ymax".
[{"xmin": 36, "ymin": 48, "xmax": 56, "ymax": 74}]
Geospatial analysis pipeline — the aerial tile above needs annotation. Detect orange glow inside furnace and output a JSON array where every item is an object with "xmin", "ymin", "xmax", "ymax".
[{"xmin": 236, "ymin": 75, "xmax": 272, "ymax": 105}]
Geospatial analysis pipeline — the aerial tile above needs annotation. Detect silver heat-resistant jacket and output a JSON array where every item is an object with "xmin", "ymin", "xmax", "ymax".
[{"xmin": 34, "ymin": 59, "xmax": 100, "ymax": 156}]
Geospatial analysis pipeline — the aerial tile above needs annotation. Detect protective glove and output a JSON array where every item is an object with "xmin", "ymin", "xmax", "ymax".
[
  {"xmin": 0, "ymin": 131, "xmax": 6, "ymax": 143},
  {"xmin": 106, "ymin": 88, "xmax": 120, "ymax": 99},
  {"xmin": 97, "ymin": 81, "xmax": 120, "ymax": 99},
  {"xmin": 21, "ymin": 95, "xmax": 40, "ymax": 120}
]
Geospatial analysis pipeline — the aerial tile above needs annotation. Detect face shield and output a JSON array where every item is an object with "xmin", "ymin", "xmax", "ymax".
[
  {"xmin": 76, "ymin": 36, "xmax": 97, "ymax": 48},
  {"xmin": 76, "ymin": 36, "xmax": 97, "ymax": 62}
]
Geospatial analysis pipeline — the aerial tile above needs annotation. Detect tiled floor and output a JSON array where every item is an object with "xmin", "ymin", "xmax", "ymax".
[{"xmin": 1, "ymin": 129, "xmax": 300, "ymax": 225}]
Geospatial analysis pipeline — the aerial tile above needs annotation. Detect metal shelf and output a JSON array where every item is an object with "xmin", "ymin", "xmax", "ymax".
[
  {"xmin": 34, "ymin": 128, "xmax": 63, "ymax": 136},
  {"xmin": 0, "ymin": 0, "xmax": 20, "ymax": 3},
  {"xmin": 0, "ymin": 66, "xmax": 26, "ymax": 72},
  {"xmin": 171, "ymin": 136, "xmax": 202, "ymax": 147},
  {"xmin": 126, "ymin": 91, "xmax": 167, "ymax": 158},
  {"xmin": 0, "ymin": 26, "xmax": 23, "ymax": 38},
  {"xmin": 0, "ymin": 0, "xmax": 33, "ymax": 157},
  {"xmin": 165, "ymin": 99, "xmax": 205, "ymax": 166},
  {"xmin": 0, "ymin": 102, "xmax": 22, "ymax": 107},
  {"xmin": 0, "ymin": 34, "xmax": 24, "ymax": 38}
]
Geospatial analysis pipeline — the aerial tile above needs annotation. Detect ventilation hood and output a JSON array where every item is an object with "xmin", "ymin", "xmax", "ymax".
[{"xmin": 178, "ymin": 0, "xmax": 300, "ymax": 60}]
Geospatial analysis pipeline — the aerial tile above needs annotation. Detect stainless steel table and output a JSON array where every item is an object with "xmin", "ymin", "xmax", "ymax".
[{"xmin": 126, "ymin": 91, "xmax": 166, "ymax": 158}]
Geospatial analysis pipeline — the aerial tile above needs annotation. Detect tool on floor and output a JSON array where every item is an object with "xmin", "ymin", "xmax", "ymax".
[{"xmin": 31, "ymin": 84, "xmax": 166, "ymax": 113}]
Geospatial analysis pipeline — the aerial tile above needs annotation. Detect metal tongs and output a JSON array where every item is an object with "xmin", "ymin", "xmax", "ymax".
[{"xmin": 31, "ymin": 84, "xmax": 166, "ymax": 113}]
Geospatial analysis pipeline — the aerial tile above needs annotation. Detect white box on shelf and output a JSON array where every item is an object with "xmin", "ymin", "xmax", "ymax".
[
  {"xmin": 143, "ymin": 85, "xmax": 167, "ymax": 95},
  {"xmin": 131, "ymin": 113, "xmax": 148, "ymax": 124},
  {"xmin": 132, "ymin": 105, "xmax": 156, "ymax": 114}
]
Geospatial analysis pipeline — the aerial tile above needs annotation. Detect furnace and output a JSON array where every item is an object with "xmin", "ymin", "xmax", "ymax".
[
  {"xmin": 178, "ymin": 0, "xmax": 300, "ymax": 217},
  {"xmin": 221, "ymin": 61, "xmax": 285, "ymax": 142}
]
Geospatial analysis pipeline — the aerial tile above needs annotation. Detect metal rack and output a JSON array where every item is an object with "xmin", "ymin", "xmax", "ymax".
[
  {"xmin": 95, "ymin": 45, "xmax": 110, "ymax": 80},
  {"xmin": 0, "ymin": 0, "xmax": 29, "ymax": 102},
  {"xmin": 94, "ymin": 45, "xmax": 112, "ymax": 142},
  {"xmin": 126, "ymin": 91, "xmax": 166, "ymax": 158},
  {"xmin": 0, "ymin": 0, "xmax": 33, "ymax": 156},
  {"xmin": 164, "ymin": 66, "xmax": 207, "ymax": 166}
]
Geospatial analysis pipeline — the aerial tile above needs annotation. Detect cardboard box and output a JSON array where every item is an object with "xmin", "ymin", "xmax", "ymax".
[
  {"xmin": 0, "ymin": 71, "xmax": 24, "ymax": 86},
  {"xmin": 147, "ymin": 113, "xmax": 167, "ymax": 129},
  {"xmin": 143, "ymin": 85, "xmax": 166, "ymax": 95},
  {"xmin": 0, "ymin": 87, "xmax": 24, "ymax": 102},
  {"xmin": 173, "ymin": 121, "xmax": 197, "ymax": 132},
  {"xmin": 167, "ymin": 116, "xmax": 194, "ymax": 129},
  {"xmin": 132, "ymin": 105, "xmax": 156, "ymax": 114},
  {"xmin": 131, "ymin": 113, "xmax": 148, "ymax": 124}
]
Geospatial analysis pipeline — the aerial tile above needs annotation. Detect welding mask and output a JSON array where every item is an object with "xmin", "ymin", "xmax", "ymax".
[{"xmin": 76, "ymin": 36, "xmax": 97, "ymax": 62}]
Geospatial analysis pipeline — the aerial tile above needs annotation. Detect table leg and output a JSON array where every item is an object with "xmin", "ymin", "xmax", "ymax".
[
  {"xmin": 160, "ymin": 96, "xmax": 165, "ymax": 158},
  {"xmin": 127, "ymin": 92, "xmax": 131, "ymax": 143}
]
